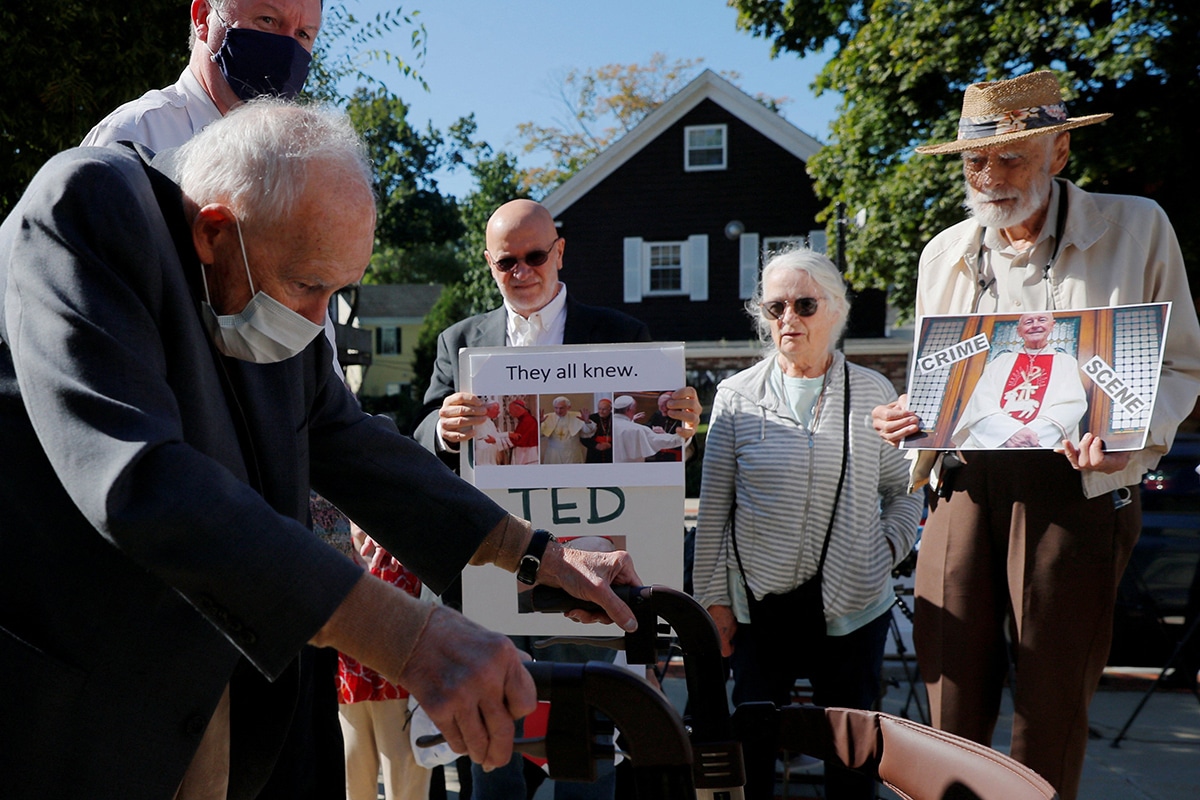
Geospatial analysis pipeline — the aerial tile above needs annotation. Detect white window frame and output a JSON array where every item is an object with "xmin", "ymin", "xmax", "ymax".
[
  {"xmin": 684, "ymin": 124, "xmax": 727, "ymax": 172},
  {"xmin": 643, "ymin": 241, "xmax": 689, "ymax": 297},
  {"xmin": 624, "ymin": 235, "xmax": 709, "ymax": 303}
]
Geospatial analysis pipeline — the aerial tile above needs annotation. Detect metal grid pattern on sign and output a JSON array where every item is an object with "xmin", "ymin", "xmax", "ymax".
[
  {"xmin": 1109, "ymin": 306, "xmax": 1163, "ymax": 432},
  {"xmin": 910, "ymin": 318, "xmax": 969, "ymax": 431}
]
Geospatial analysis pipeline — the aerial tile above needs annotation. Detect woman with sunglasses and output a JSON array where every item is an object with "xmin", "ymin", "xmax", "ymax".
[{"xmin": 692, "ymin": 248, "xmax": 923, "ymax": 800}]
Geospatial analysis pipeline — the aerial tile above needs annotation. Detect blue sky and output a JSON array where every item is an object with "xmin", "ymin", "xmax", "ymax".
[{"xmin": 343, "ymin": 0, "xmax": 839, "ymax": 197}]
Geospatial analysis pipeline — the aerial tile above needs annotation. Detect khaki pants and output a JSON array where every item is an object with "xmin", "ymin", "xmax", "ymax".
[
  {"xmin": 174, "ymin": 685, "xmax": 231, "ymax": 800},
  {"xmin": 339, "ymin": 699, "xmax": 431, "ymax": 800},
  {"xmin": 914, "ymin": 451, "xmax": 1139, "ymax": 800}
]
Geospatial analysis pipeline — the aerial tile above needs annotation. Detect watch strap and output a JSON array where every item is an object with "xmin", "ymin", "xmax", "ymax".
[{"xmin": 517, "ymin": 529, "xmax": 555, "ymax": 585}]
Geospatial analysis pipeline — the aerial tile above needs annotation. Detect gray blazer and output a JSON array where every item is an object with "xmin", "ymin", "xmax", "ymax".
[
  {"xmin": 0, "ymin": 144, "xmax": 506, "ymax": 798},
  {"xmin": 413, "ymin": 296, "xmax": 652, "ymax": 468}
]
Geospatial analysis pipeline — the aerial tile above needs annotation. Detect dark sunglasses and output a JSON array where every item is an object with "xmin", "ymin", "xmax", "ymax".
[
  {"xmin": 488, "ymin": 237, "xmax": 561, "ymax": 273},
  {"xmin": 760, "ymin": 297, "xmax": 820, "ymax": 320}
]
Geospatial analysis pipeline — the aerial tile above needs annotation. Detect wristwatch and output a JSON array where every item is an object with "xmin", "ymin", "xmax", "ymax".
[{"xmin": 517, "ymin": 529, "xmax": 556, "ymax": 585}]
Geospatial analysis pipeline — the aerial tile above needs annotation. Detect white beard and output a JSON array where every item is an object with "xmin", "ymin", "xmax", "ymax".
[{"xmin": 964, "ymin": 171, "xmax": 1052, "ymax": 230}]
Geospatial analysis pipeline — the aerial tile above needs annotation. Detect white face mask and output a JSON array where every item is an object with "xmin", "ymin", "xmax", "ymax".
[{"xmin": 201, "ymin": 218, "xmax": 324, "ymax": 363}]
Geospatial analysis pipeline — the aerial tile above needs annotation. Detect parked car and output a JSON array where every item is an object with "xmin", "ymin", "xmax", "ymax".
[
  {"xmin": 1139, "ymin": 433, "xmax": 1200, "ymax": 512},
  {"xmin": 1110, "ymin": 433, "xmax": 1200, "ymax": 667}
]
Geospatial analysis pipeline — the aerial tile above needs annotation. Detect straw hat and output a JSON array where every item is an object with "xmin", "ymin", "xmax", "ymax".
[{"xmin": 916, "ymin": 71, "xmax": 1111, "ymax": 155}]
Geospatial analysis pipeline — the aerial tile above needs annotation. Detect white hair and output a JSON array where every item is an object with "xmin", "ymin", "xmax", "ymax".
[
  {"xmin": 177, "ymin": 97, "xmax": 374, "ymax": 230},
  {"xmin": 746, "ymin": 248, "xmax": 850, "ymax": 351}
]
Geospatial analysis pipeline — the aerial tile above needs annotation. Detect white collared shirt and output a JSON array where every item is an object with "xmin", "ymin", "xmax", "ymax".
[
  {"xmin": 81, "ymin": 67, "xmax": 223, "ymax": 152},
  {"xmin": 437, "ymin": 283, "xmax": 569, "ymax": 450},
  {"xmin": 504, "ymin": 283, "xmax": 568, "ymax": 346}
]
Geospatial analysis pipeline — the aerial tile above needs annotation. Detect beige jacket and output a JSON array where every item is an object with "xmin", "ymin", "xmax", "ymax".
[{"xmin": 917, "ymin": 180, "xmax": 1200, "ymax": 498}]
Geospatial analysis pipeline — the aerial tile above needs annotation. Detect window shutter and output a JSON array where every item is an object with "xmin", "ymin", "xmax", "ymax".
[
  {"xmin": 688, "ymin": 234, "xmax": 709, "ymax": 301},
  {"xmin": 623, "ymin": 237, "xmax": 643, "ymax": 303},
  {"xmin": 738, "ymin": 233, "xmax": 760, "ymax": 299},
  {"xmin": 808, "ymin": 229, "xmax": 827, "ymax": 254}
]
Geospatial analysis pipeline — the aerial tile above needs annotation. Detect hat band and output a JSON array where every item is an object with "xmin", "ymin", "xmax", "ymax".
[{"xmin": 957, "ymin": 102, "xmax": 1069, "ymax": 142}]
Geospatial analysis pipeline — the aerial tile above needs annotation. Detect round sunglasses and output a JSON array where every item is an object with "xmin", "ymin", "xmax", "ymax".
[
  {"xmin": 760, "ymin": 297, "xmax": 820, "ymax": 320},
  {"xmin": 488, "ymin": 237, "xmax": 561, "ymax": 273}
]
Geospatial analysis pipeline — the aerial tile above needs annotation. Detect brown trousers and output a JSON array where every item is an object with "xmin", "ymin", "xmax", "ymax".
[{"xmin": 914, "ymin": 451, "xmax": 1140, "ymax": 800}]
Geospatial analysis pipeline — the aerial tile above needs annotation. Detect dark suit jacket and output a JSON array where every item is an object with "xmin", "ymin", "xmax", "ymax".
[
  {"xmin": 0, "ymin": 145, "xmax": 506, "ymax": 799},
  {"xmin": 413, "ymin": 296, "xmax": 652, "ymax": 469}
]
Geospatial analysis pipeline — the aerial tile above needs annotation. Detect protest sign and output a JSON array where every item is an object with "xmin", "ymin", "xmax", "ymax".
[
  {"xmin": 902, "ymin": 304, "xmax": 1169, "ymax": 452},
  {"xmin": 459, "ymin": 342, "xmax": 686, "ymax": 635}
]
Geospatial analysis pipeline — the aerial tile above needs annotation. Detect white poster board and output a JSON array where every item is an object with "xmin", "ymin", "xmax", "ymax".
[{"xmin": 459, "ymin": 342, "xmax": 686, "ymax": 636}]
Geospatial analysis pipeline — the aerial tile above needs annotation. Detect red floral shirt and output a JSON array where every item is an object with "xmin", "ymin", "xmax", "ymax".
[{"xmin": 336, "ymin": 558, "xmax": 422, "ymax": 704}]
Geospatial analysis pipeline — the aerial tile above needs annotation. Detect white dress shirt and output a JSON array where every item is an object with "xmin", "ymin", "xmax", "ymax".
[{"xmin": 504, "ymin": 283, "xmax": 568, "ymax": 347}]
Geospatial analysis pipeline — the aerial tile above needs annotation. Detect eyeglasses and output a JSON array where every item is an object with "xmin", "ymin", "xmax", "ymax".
[
  {"xmin": 760, "ymin": 297, "xmax": 820, "ymax": 320},
  {"xmin": 488, "ymin": 237, "xmax": 561, "ymax": 273}
]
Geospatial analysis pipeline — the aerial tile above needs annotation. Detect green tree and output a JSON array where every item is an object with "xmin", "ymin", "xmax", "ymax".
[
  {"xmin": 1, "ymin": 0, "xmax": 184, "ymax": 214},
  {"xmin": 304, "ymin": 1, "xmax": 428, "ymax": 102},
  {"xmin": 517, "ymin": 54, "xmax": 787, "ymax": 193},
  {"xmin": 1, "ymin": 1, "xmax": 426, "ymax": 215},
  {"xmin": 408, "ymin": 117, "xmax": 531, "ymax": 407},
  {"xmin": 449, "ymin": 117, "xmax": 533, "ymax": 278},
  {"xmin": 730, "ymin": 0, "xmax": 1200, "ymax": 315},
  {"xmin": 345, "ymin": 87, "xmax": 465, "ymax": 285}
]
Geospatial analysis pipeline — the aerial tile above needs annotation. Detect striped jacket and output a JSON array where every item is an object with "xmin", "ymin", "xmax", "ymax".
[{"xmin": 692, "ymin": 351, "xmax": 923, "ymax": 633}]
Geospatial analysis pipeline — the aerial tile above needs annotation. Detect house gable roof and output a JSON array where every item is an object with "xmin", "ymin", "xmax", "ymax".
[
  {"xmin": 356, "ymin": 283, "xmax": 444, "ymax": 322},
  {"xmin": 542, "ymin": 69, "xmax": 823, "ymax": 217}
]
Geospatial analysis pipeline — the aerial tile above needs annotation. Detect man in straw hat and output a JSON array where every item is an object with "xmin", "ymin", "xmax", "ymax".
[{"xmin": 872, "ymin": 70, "xmax": 1200, "ymax": 799}]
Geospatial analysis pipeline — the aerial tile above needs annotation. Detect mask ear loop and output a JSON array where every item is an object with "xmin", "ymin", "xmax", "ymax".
[
  {"xmin": 199, "ymin": 263, "xmax": 214, "ymax": 305},
  {"xmin": 204, "ymin": 5, "xmax": 231, "ymax": 62},
  {"xmin": 233, "ymin": 217, "xmax": 256, "ymax": 296},
  {"xmin": 199, "ymin": 216, "xmax": 255, "ymax": 307}
]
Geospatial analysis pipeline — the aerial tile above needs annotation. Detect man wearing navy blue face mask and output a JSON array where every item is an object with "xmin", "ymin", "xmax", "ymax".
[
  {"xmin": 83, "ymin": 1, "xmax": 336, "ymax": 379},
  {"xmin": 82, "ymin": 0, "xmax": 321, "ymax": 152}
]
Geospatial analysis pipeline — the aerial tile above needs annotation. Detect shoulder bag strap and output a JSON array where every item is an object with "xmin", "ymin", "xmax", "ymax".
[{"xmin": 730, "ymin": 361, "xmax": 850, "ymax": 589}]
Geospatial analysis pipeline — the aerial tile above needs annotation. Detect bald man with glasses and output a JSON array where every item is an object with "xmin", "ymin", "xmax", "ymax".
[
  {"xmin": 414, "ymin": 199, "xmax": 700, "ymax": 465},
  {"xmin": 413, "ymin": 198, "xmax": 700, "ymax": 800}
]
